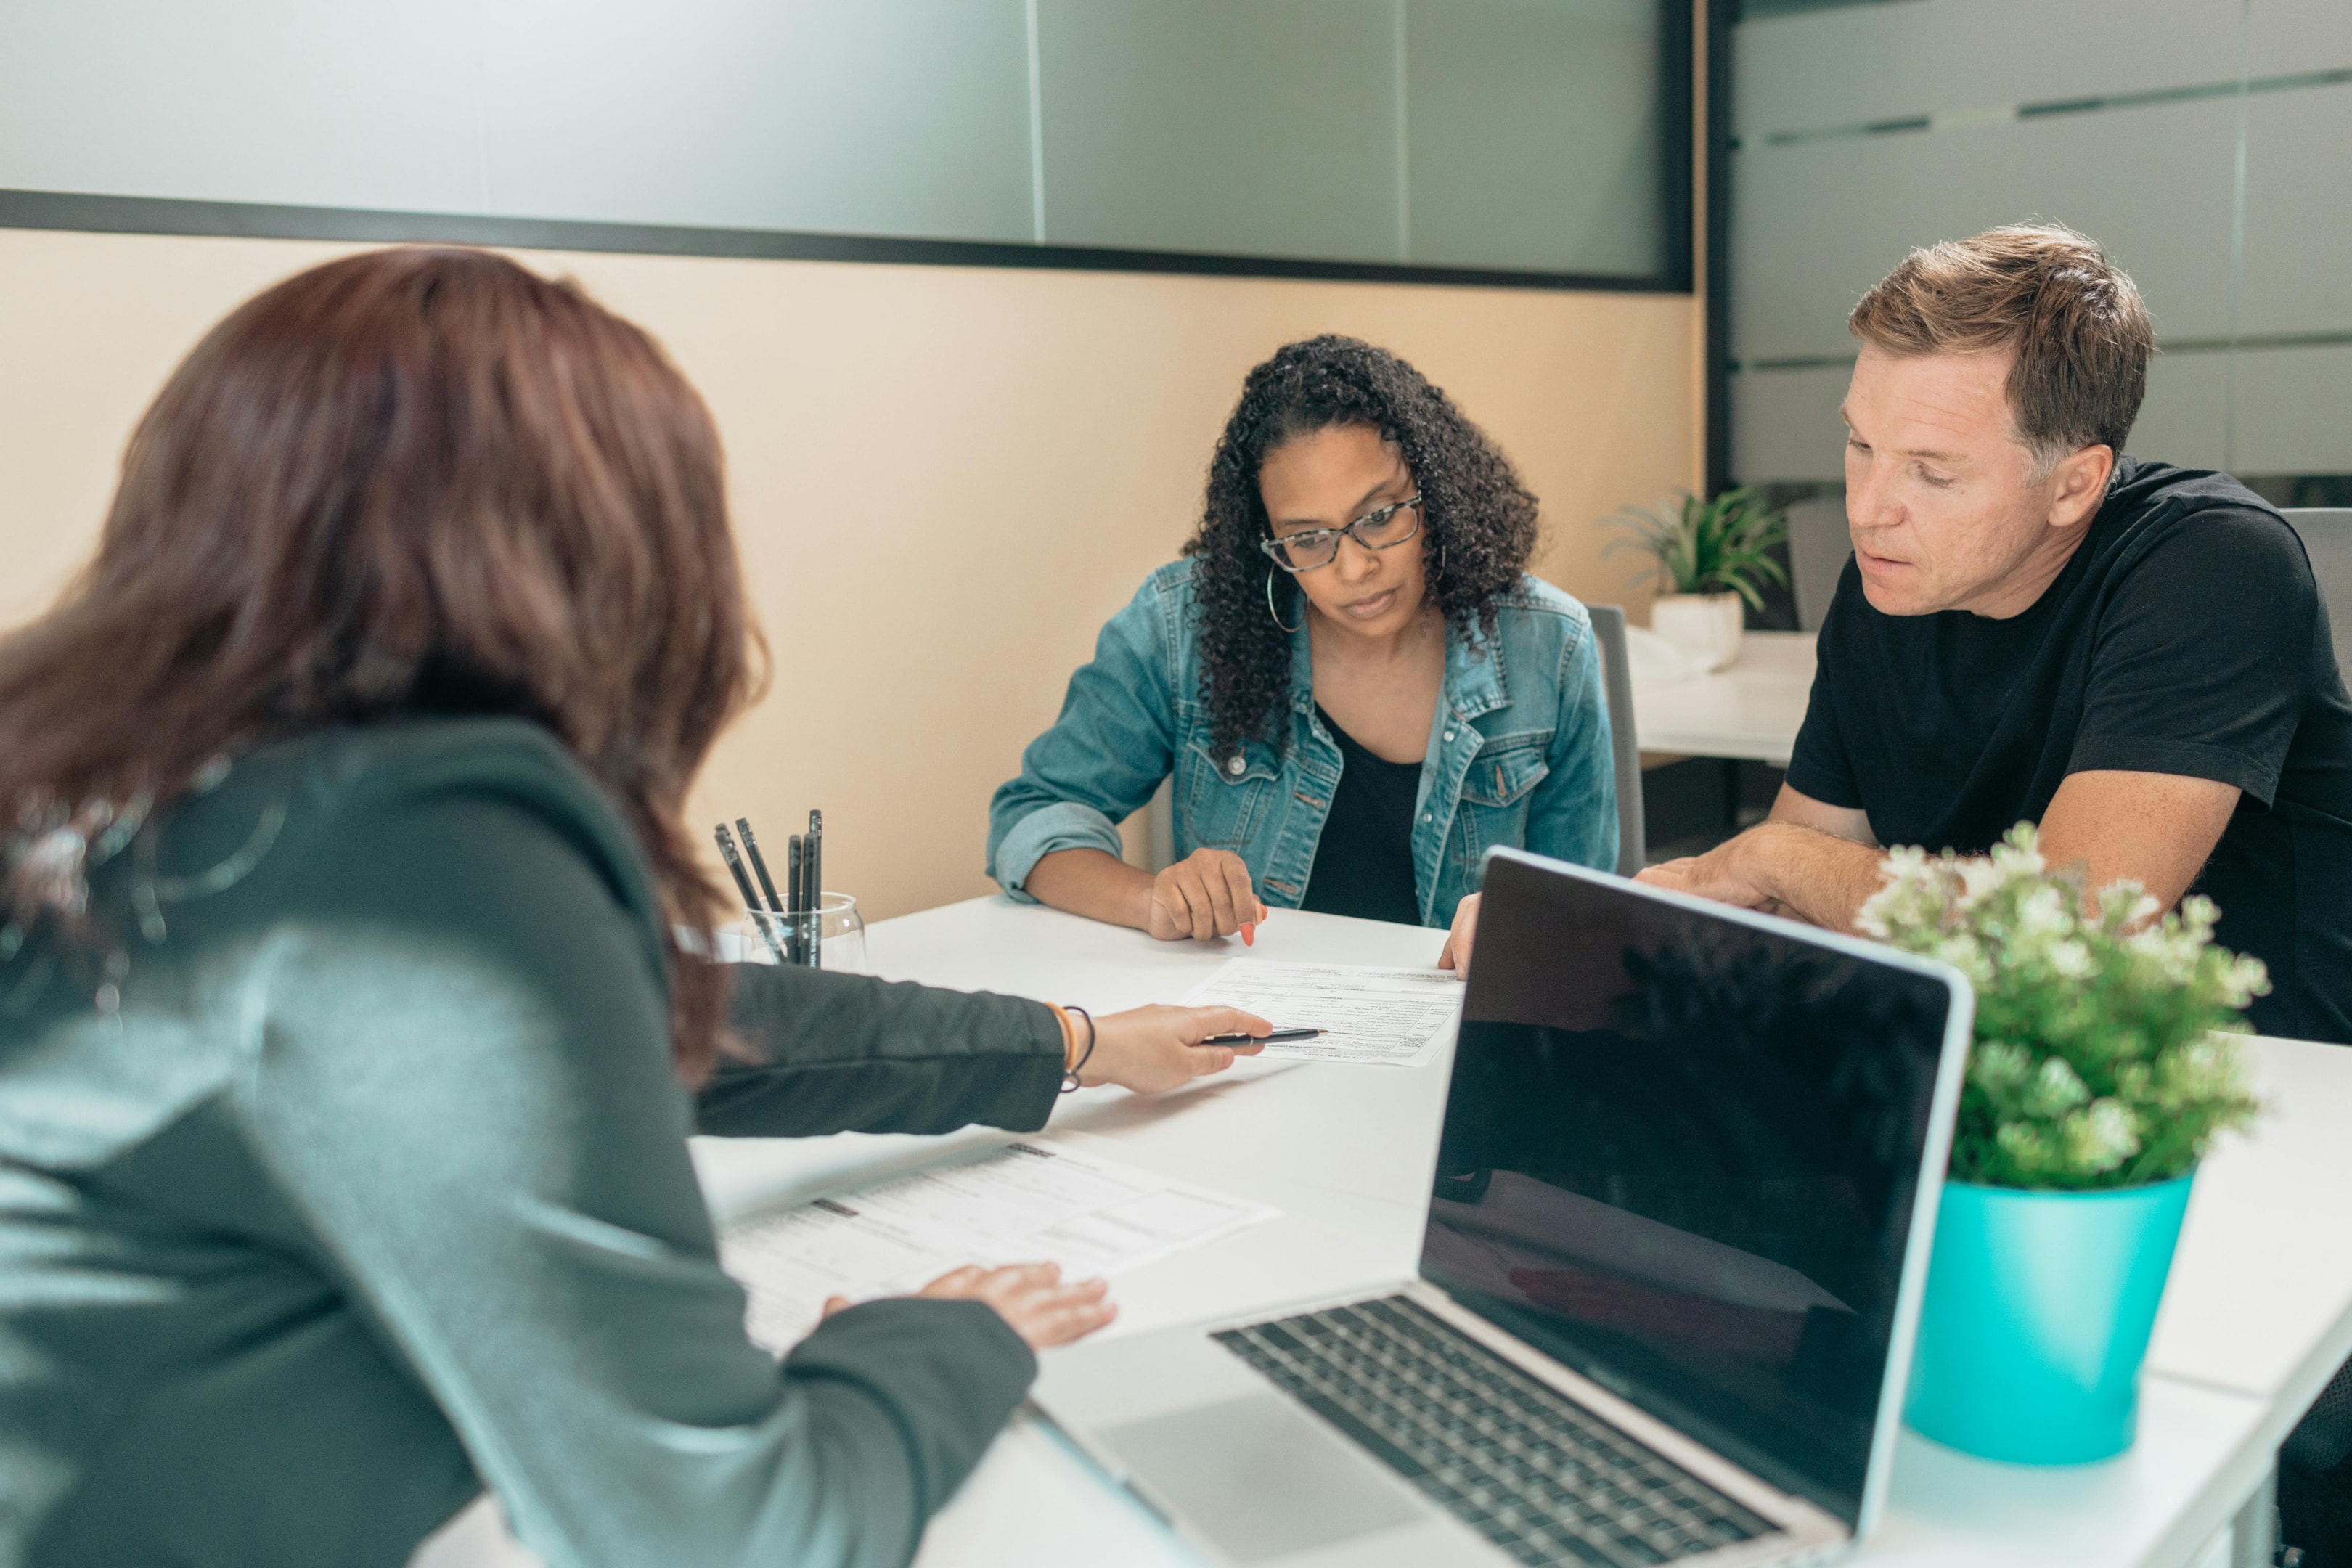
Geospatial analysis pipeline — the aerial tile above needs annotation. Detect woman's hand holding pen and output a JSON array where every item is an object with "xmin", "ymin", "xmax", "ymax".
[
  {"xmin": 1144, "ymin": 848, "xmax": 1270, "ymax": 943},
  {"xmin": 1077, "ymin": 1004, "xmax": 1273, "ymax": 1093}
]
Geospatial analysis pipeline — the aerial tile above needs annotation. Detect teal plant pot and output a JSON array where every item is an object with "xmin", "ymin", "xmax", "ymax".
[{"xmin": 1904, "ymin": 1174, "xmax": 2194, "ymax": 1465}]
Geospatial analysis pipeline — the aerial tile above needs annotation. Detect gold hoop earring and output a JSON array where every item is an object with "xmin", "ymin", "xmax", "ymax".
[{"xmin": 1266, "ymin": 569, "xmax": 1302, "ymax": 633}]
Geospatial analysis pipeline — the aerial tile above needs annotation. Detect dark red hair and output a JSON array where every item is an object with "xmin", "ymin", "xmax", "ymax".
[{"xmin": 0, "ymin": 246, "xmax": 760, "ymax": 1079}]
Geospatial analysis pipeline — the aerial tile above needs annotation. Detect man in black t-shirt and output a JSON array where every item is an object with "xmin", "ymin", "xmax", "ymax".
[
  {"xmin": 1428, "ymin": 224, "xmax": 2352, "ymax": 1554},
  {"xmin": 1636, "ymin": 224, "xmax": 2352, "ymax": 1044}
]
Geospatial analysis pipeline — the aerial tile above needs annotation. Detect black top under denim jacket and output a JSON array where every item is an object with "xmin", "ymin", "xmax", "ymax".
[{"xmin": 1299, "ymin": 703, "xmax": 1426, "ymax": 926}]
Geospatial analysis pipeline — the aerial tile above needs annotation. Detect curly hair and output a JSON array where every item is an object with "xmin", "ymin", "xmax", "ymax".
[{"xmin": 1182, "ymin": 335, "xmax": 1541, "ymax": 757}]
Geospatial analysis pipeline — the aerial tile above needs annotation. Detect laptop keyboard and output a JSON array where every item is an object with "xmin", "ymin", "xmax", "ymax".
[{"xmin": 1213, "ymin": 1296, "xmax": 1773, "ymax": 1567}]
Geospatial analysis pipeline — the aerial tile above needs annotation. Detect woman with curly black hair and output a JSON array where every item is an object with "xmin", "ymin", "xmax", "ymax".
[{"xmin": 988, "ymin": 335, "xmax": 1617, "ymax": 954}]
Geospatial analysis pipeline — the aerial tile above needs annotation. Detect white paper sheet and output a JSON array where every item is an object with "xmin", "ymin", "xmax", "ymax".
[
  {"xmin": 1180, "ymin": 959, "xmax": 1463, "ymax": 1067},
  {"xmin": 719, "ymin": 1140, "xmax": 1278, "ymax": 1351}
]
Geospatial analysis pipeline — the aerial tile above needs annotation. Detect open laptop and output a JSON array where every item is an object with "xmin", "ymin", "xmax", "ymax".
[{"xmin": 1032, "ymin": 849, "xmax": 1973, "ymax": 1567}]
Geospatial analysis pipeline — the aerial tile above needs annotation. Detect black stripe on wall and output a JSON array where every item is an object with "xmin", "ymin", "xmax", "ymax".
[
  {"xmin": 1744, "ymin": 63, "xmax": 2352, "ymax": 149},
  {"xmin": 1704, "ymin": 0, "xmax": 1734, "ymax": 496},
  {"xmin": 0, "ymin": 187, "xmax": 1691, "ymax": 297}
]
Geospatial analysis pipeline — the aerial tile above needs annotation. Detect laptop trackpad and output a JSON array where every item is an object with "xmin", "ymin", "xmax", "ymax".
[{"xmin": 1101, "ymin": 1393, "xmax": 1426, "ymax": 1564}]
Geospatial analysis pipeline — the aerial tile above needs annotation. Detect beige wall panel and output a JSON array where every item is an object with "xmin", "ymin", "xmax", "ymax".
[{"xmin": 0, "ymin": 226, "xmax": 1696, "ymax": 920}]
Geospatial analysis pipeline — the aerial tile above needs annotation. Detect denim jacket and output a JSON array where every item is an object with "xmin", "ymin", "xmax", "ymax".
[{"xmin": 987, "ymin": 560, "xmax": 1617, "ymax": 928}]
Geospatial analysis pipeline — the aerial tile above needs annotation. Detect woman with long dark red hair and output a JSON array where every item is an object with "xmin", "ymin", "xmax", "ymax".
[{"xmin": 0, "ymin": 248, "xmax": 1264, "ymax": 1567}]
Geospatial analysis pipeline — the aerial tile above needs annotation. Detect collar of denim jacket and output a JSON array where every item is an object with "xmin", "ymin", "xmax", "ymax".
[
  {"xmin": 1441, "ymin": 617, "xmax": 1508, "ymax": 722},
  {"xmin": 1282, "ymin": 611, "xmax": 1509, "ymax": 722}
]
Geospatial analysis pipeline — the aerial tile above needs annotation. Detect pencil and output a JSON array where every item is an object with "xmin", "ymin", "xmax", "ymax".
[
  {"xmin": 739, "ymin": 818, "xmax": 796, "ymax": 965},
  {"xmin": 738, "ymin": 819, "xmax": 785, "ymax": 913},
  {"xmin": 714, "ymin": 824, "xmax": 785, "ymax": 963}
]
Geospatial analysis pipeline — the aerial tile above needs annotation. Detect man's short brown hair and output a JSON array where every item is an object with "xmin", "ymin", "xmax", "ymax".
[{"xmin": 1848, "ymin": 224, "xmax": 2154, "ymax": 470}]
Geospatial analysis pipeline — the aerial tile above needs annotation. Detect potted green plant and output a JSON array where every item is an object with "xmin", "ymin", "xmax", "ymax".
[
  {"xmin": 1860, "ymin": 825, "xmax": 2266, "ymax": 1464},
  {"xmin": 1604, "ymin": 486, "xmax": 1789, "ymax": 671}
]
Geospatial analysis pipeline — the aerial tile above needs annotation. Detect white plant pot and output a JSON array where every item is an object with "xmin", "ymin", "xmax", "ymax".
[{"xmin": 1648, "ymin": 592, "xmax": 1745, "ymax": 672}]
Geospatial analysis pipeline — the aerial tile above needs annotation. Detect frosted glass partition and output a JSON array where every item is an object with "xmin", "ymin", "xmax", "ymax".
[
  {"xmin": 476, "ymin": 1, "xmax": 1039, "ymax": 240},
  {"xmin": 1034, "ymin": 0, "xmax": 1404, "ymax": 264},
  {"xmin": 1733, "ymin": 100, "xmax": 2240, "ymax": 364},
  {"xmin": 0, "ymin": 1, "xmax": 1037, "ymax": 243},
  {"xmin": 1728, "ymin": 0, "xmax": 2352, "ymax": 481},
  {"xmin": 0, "ymin": 0, "xmax": 1689, "ymax": 287},
  {"xmin": 1405, "ymin": 0, "xmax": 1671, "ymax": 277}
]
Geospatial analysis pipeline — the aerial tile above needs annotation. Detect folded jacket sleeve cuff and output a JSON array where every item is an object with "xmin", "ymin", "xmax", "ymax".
[
  {"xmin": 782, "ymin": 1297, "xmax": 1038, "ymax": 1530},
  {"xmin": 989, "ymin": 800, "xmax": 1127, "ymax": 902}
]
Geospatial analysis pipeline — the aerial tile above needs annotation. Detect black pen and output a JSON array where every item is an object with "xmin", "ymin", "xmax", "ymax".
[
  {"xmin": 714, "ymin": 824, "xmax": 786, "ymax": 963},
  {"xmin": 1200, "ymin": 1028, "xmax": 1323, "ymax": 1045},
  {"xmin": 807, "ymin": 809, "xmax": 823, "ymax": 970},
  {"xmin": 785, "ymin": 833, "xmax": 806, "ymax": 966}
]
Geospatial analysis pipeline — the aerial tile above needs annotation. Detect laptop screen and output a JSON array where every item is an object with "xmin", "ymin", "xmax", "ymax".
[{"xmin": 1424, "ymin": 852, "xmax": 1961, "ymax": 1527}]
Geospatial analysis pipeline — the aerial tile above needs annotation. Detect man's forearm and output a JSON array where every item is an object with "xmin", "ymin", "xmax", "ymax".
[
  {"xmin": 1734, "ymin": 822, "xmax": 1893, "ymax": 934},
  {"xmin": 1023, "ymin": 847, "xmax": 1153, "ymax": 930}
]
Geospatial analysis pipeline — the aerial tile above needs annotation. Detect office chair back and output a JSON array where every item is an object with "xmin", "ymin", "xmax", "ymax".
[
  {"xmin": 1785, "ymin": 496, "xmax": 1853, "ymax": 632},
  {"xmin": 1140, "ymin": 777, "xmax": 1175, "ymax": 874},
  {"xmin": 1585, "ymin": 604, "xmax": 1648, "ymax": 876},
  {"xmin": 2284, "ymin": 510, "xmax": 2352, "ymax": 687}
]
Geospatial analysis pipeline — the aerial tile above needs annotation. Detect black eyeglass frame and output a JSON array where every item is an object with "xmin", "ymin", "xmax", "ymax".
[{"xmin": 1257, "ymin": 494, "xmax": 1426, "ymax": 573}]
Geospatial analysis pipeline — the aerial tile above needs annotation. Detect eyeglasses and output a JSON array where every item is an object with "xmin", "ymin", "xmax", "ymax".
[{"xmin": 1259, "ymin": 495, "xmax": 1424, "ymax": 573}]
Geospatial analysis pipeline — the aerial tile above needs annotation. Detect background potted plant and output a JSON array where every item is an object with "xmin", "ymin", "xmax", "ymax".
[
  {"xmin": 1605, "ymin": 485, "xmax": 1789, "ymax": 671},
  {"xmin": 1861, "ymin": 825, "xmax": 2265, "ymax": 1465}
]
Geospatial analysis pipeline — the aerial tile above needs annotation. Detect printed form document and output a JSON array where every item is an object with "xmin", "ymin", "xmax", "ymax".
[
  {"xmin": 1182, "ymin": 959, "xmax": 1464, "ymax": 1067},
  {"xmin": 721, "ymin": 1141, "xmax": 1277, "ymax": 1351}
]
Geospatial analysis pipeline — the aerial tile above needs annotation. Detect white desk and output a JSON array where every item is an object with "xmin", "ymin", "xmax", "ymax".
[
  {"xmin": 690, "ymin": 898, "xmax": 2349, "ymax": 1568},
  {"xmin": 1630, "ymin": 630, "xmax": 1816, "ymax": 767},
  {"xmin": 2146, "ymin": 1036, "xmax": 2352, "ymax": 1486}
]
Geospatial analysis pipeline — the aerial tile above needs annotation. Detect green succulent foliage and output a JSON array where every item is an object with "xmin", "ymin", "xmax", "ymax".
[
  {"xmin": 1858, "ymin": 824, "xmax": 2266, "ymax": 1191},
  {"xmin": 1604, "ymin": 485, "xmax": 1792, "ymax": 611}
]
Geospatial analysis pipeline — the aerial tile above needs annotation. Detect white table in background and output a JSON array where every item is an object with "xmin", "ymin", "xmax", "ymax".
[
  {"xmin": 1629, "ymin": 629, "xmax": 1816, "ymax": 767},
  {"xmin": 690, "ymin": 898, "xmax": 2351, "ymax": 1568}
]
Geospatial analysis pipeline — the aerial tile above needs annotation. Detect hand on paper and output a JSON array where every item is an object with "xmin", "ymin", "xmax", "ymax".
[
  {"xmin": 1085, "ymin": 1004, "xmax": 1272, "ymax": 1092},
  {"xmin": 1146, "ymin": 849, "xmax": 1270, "ymax": 943},
  {"xmin": 1181, "ymin": 963, "xmax": 1459, "ymax": 1066},
  {"xmin": 1437, "ymin": 893, "xmax": 1479, "ymax": 977},
  {"xmin": 823, "ymin": 1261, "xmax": 1116, "ymax": 1349}
]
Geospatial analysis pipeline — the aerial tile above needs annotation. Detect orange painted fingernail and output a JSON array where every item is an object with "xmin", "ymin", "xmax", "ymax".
[{"xmin": 1241, "ymin": 922, "xmax": 1255, "ymax": 945}]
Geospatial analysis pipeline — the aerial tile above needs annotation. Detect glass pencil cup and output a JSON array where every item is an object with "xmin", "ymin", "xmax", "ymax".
[{"xmin": 744, "ymin": 891, "xmax": 866, "ymax": 973}]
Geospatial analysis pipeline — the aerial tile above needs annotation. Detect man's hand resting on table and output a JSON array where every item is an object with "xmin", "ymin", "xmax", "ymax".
[
  {"xmin": 1633, "ymin": 774, "xmax": 2241, "ymax": 935},
  {"xmin": 1637, "ymin": 837, "xmax": 1790, "ymax": 915},
  {"xmin": 1630, "ymin": 790, "xmax": 1889, "ymax": 931},
  {"xmin": 825, "ymin": 1262, "xmax": 1116, "ymax": 1349}
]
